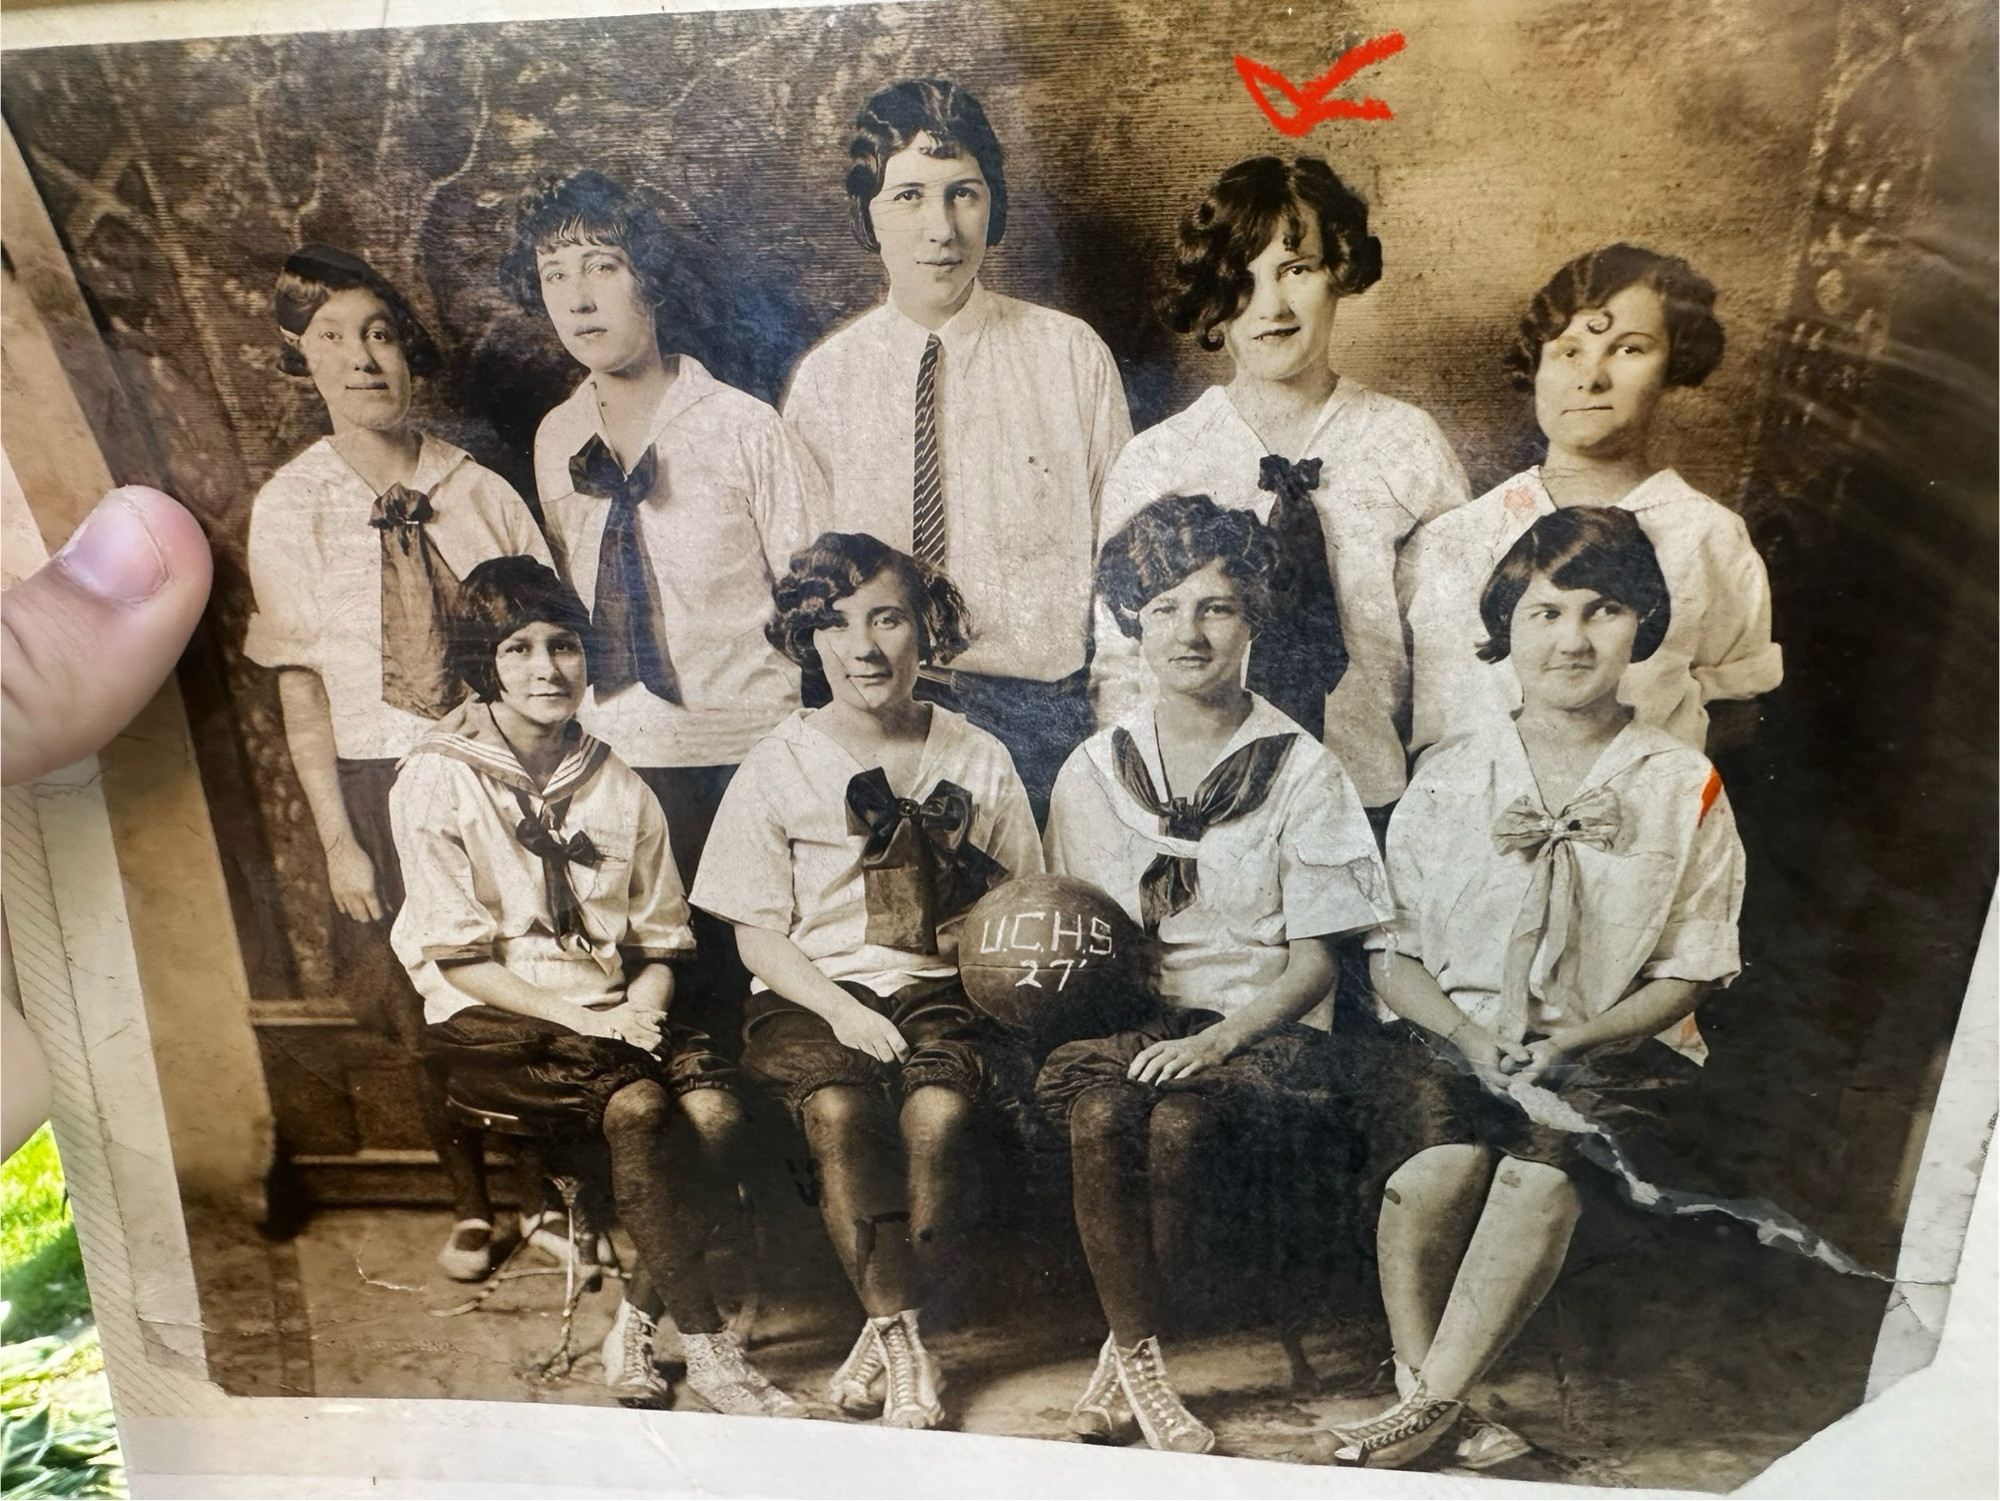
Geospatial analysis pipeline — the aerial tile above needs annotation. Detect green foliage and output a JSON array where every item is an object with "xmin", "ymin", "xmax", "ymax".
[
  {"xmin": 2, "ymin": 1128, "xmax": 91, "ymax": 1343},
  {"xmin": 0, "ymin": 1332, "xmax": 124, "ymax": 1499}
]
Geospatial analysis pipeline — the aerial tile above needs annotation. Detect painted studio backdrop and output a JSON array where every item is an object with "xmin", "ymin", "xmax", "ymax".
[{"xmin": 2, "ymin": 0, "xmax": 1994, "ymax": 1489}]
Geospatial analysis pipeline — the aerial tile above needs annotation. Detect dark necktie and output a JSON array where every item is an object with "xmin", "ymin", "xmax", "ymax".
[
  {"xmin": 570, "ymin": 436, "xmax": 679, "ymax": 703},
  {"xmin": 1110, "ymin": 728, "xmax": 1296, "ymax": 934},
  {"xmin": 911, "ymin": 335, "xmax": 946, "ymax": 567},
  {"xmin": 512, "ymin": 789, "xmax": 602, "ymax": 948},
  {"xmin": 1247, "ymin": 454, "xmax": 1347, "ymax": 738},
  {"xmin": 370, "ymin": 483, "xmax": 464, "ymax": 720},
  {"xmin": 845, "ymin": 767, "xmax": 1007, "ymax": 953}
]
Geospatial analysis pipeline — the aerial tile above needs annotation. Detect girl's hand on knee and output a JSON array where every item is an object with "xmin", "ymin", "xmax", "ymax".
[
  {"xmin": 829, "ymin": 999, "xmax": 909, "ymax": 1065},
  {"xmin": 1128, "ymin": 1030, "xmax": 1230, "ymax": 1086},
  {"xmin": 1508, "ymin": 1037, "xmax": 1570, "ymax": 1087}
]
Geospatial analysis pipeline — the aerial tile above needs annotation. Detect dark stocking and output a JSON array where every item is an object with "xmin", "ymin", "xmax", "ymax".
[
  {"xmin": 800, "ymin": 1085, "xmax": 915, "ymax": 1317},
  {"xmin": 1146, "ymin": 1091, "xmax": 1218, "ymax": 1284},
  {"xmin": 1069, "ymin": 1085, "xmax": 1160, "ymax": 1344},
  {"xmin": 601, "ymin": 1080, "xmax": 722, "ymax": 1334},
  {"xmin": 419, "ymin": 1058, "xmax": 491, "ymax": 1222},
  {"xmin": 901, "ymin": 1085, "xmax": 973, "ymax": 1284}
]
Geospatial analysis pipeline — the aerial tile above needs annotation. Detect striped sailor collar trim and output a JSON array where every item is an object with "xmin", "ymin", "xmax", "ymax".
[{"xmin": 407, "ymin": 699, "xmax": 608, "ymax": 801}]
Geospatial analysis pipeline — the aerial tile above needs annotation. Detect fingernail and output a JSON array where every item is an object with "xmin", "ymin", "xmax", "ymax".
[{"xmin": 55, "ymin": 490, "xmax": 170, "ymax": 604}]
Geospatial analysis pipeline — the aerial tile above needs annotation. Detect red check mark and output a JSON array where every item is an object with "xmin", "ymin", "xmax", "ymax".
[{"xmin": 1235, "ymin": 33, "xmax": 1407, "ymax": 136}]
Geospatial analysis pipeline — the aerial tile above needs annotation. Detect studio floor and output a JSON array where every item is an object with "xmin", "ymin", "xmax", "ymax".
[{"xmin": 190, "ymin": 1191, "xmax": 1894, "ymax": 1494}]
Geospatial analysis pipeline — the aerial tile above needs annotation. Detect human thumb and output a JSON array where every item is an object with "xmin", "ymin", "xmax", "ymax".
[{"xmin": 3, "ymin": 486, "xmax": 213, "ymax": 784}]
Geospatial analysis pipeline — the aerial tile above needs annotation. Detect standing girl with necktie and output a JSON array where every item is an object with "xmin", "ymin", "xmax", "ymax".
[
  {"xmin": 504, "ymin": 170, "xmax": 830, "ymax": 1389},
  {"xmin": 1093, "ymin": 155, "xmax": 1471, "ymax": 816},
  {"xmin": 241, "ymin": 244, "xmax": 552, "ymax": 1284},
  {"xmin": 1324, "ymin": 507, "xmax": 1746, "ymax": 1469},
  {"xmin": 1036, "ymin": 496, "xmax": 1389, "ymax": 1454},
  {"xmin": 389, "ymin": 557, "xmax": 801, "ymax": 1421}
]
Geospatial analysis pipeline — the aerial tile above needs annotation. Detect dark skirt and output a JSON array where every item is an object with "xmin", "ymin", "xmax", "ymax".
[
  {"xmin": 739, "ymin": 975, "xmax": 1039, "ymax": 1132},
  {"xmin": 425, "ymin": 1004, "xmax": 737, "ymax": 1137},
  {"xmin": 1351, "ymin": 1016, "xmax": 1701, "ymax": 1180},
  {"xmin": 1035, "ymin": 1007, "xmax": 1346, "ymax": 1128}
]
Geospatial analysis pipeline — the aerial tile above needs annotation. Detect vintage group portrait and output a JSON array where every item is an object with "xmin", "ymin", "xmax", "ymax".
[{"xmin": 0, "ymin": 0, "xmax": 1993, "ymax": 1490}]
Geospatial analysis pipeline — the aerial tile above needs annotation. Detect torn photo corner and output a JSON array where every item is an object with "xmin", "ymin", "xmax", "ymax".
[{"xmin": 0, "ymin": 0, "xmax": 1994, "ymax": 1494}]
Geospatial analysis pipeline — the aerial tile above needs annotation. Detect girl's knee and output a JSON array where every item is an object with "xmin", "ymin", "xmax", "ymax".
[
  {"xmin": 900, "ymin": 1084, "xmax": 972, "ymax": 1153},
  {"xmin": 678, "ymin": 1085, "xmax": 743, "ymax": 1143},
  {"xmin": 1068, "ymin": 1084, "xmax": 1144, "ymax": 1146},
  {"xmin": 800, "ymin": 1083, "xmax": 886, "ymax": 1147},
  {"xmin": 603, "ymin": 1079, "xmax": 672, "ymax": 1139},
  {"xmin": 1146, "ymin": 1092, "xmax": 1213, "ymax": 1165},
  {"xmin": 1384, "ymin": 1143, "xmax": 1492, "ymax": 1205},
  {"xmin": 1493, "ymin": 1154, "xmax": 1581, "ymax": 1203}
]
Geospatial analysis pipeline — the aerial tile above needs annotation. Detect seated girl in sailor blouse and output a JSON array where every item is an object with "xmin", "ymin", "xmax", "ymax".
[
  {"xmin": 1092, "ymin": 156, "xmax": 1471, "ymax": 812},
  {"xmin": 241, "ymin": 244, "xmax": 550, "ymax": 1284},
  {"xmin": 1324, "ymin": 507, "xmax": 1746, "ymax": 1470},
  {"xmin": 1037, "ymin": 494, "xmax": 1389, "ymax": 1456},
  {"xmin": 1401, "ymin": 244, "xmax": 1782, "ymax": 762},
  {"xmin": 388, "ymin": 557, "xmax": 805, "ymax": 1422},
  {"xmin": 689, "ymin": 532, "xmax": 1043, "ymax": 1433}
]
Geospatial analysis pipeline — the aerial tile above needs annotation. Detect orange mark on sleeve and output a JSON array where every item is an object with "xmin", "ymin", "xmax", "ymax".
[{"xmin": 1698, "ymin": 767, "xmax": 1723, "ymax": 824}]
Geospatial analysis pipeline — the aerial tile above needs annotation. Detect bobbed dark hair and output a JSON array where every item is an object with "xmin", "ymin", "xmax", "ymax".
[
  {"xmin": 766, "ymin": 532, "xmax": 972, "ymax": 670},
  {"xmin": 1161, "ymin": 156, "xmax": 1383, "ymax": 352},
  {"xmin": 1096, "ymin": 493, "xmax": 1281, "ymax": 639},
  {"xmin": 449, "ymin": 556, "xmax": 595, "ymax": 703},
  {"xmin": 1505, "ymin": 243, "xmax": 1724, "ymax": 391},
  {"xmin": 844, "ymin": 79, "xmax": 1008, "ymax": 253},
  {"xmin": 1476, "ymin": 507, "xmax": 1671, "ymax": 664},
  {"xmin": 274, "ymin": 243, "xmax": 441, "ymax": 379},
  {"xmin": 499, "ymin": 169, "xmax": 679, "ymax": 319}
]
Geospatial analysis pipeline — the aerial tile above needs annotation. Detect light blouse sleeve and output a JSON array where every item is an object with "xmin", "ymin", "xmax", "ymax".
[
  {"xmin": 478, "ymin": 468, "xmax": 554, "ymax": 568},
  {"xmin": 1277, "ymin": 752, "xmax": 1393, "ymax": 942},
  {"xmin": 1366, "ymin": 777, "xmax": 1437, "ymax": 959},
  {"xmin": 686, "ymin": 745, "xmax": 797, "ymax": 934},
  {"xmin": 240, "ymin": 478, "xmax": 321, "ymax": 671},
  {"xmin": 747, "ymin": 411, "xmax": 833, "ymax": 578},
  {"xmin": 1642, "ymin": 769, "xmax": 1747, "ymax": 986},
  {"xmin": 388, "ymin": 756, "xmax": 503, "ymax": 973},
  {"xmin": 624, "ymin": 784, "xmax": 697, "ymax": 959},
  {"xmin": 1692, "ymin": 513, "xmax": 1784, "ymax": 703},
  {"xmin": 982, "ymin": 755, "xmax": 1047, "ymax": 882}
]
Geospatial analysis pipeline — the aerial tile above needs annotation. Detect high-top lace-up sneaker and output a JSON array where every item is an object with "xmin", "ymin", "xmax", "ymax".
[
  {"xmin": 873, "ymin": 1310, "xmax": 945, "ymax": 1429},
  {"xmin": 826, "ymin": 1322, "xmax": 886, "ymax": 1416},
  {"xmin": 1321, "ymin": 1380, "xmax": 1463, "ymax": 1468},
  {"xmin": 1112, "ymin": 1336, "xmax": 1214, "ymax": 1454},
  {"xmin": 683, "ymin": 1329, "xmax": 806, "ymax": 1419},
  {"xmin": 1069, "ymin": 1334, "xmax": 1136, "ymax": 1442},
  {"xmin": 1454, "ymin": 1408, "xmax": 1532, "ymax": 1469},
  {"xmin": 599, "ymin": 1299, "xmax": 669, "ymax": 1403}
]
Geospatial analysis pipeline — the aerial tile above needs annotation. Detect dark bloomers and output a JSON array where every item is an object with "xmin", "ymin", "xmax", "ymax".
[
  {"xmin": 740, "ymin": 977, "xmax": 1037, "ymax": 1131},
  {"xmin": 1504, "ymin": 243, "xmax": 1724, "ymax": 391},
  {"xmin": 1160, "ymin": 155, "xmax": 1382, "ymax": 351}
]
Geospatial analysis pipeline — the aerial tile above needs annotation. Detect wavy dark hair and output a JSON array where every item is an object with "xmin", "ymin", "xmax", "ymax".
[
  {"xmin": 1505, "ymin": 243, "xmax": 1724, "ymax": 391},
  {"xmin": 1161, "ymin": 156, "xmax": 1382, "ymax": 352},
  {"xmin": 844, "ymin": 78, "xmax": 1008, "ymax": 253},
  {"xmin": 1477, "ymin": 507, "xmax": 1671, "ymax": 664},
  {"xmin": 499, "ymin": 169, "xmax": 680, "ymax": 318},
  {"xmin": 450, "ymin": 556, "xmax": 595, "ymax": 703},
  {"xmin": 1096, "ymin": 493, "xmax": 1281, "ymax": 639},
  {"xmin": 274, "ymin": 243, "xmax": 441, "ymax": 379},
  {"xmin": 766, "ymin": 532, "xmax": 972, "ymax": 670}
]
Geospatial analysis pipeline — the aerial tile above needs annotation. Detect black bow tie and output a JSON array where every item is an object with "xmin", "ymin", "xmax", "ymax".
[{"xmin": 569, "ymin": 435, "xmax": 658, "ymax": 509}]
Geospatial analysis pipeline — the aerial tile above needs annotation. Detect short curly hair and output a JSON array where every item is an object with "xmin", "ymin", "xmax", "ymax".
[
  {"xmin": 1476, "ymin": 507, "xmax": 1671, "ymax": 665},
  {"xmin": 765, "ymin": 532, "xmax": 972, "ymax": 670},
  {"xmin": 450, "ymin": 556, "xmax": 596, "ymax": 703},
  {"xmin": 1096, "ymin": 494, "xmax": 1281, "ymax": 639},
  {"xmin": 1161, "ymin": 156, "xmax": 1382, "ymax": 352},
  {"xmin": 844, "ymin": 79, "xmax": 1008, "ymax": 253},
  {"xmin": 274, "ymin": 243, "xmax": 441, "ymax": 380},
  {"xmin": 1505, "ymin": 244, "xmax": 1724, "ymax": 391},
  {"xmin": 499, "ymin": 169, "xmax": 679, "ymax": 318}
]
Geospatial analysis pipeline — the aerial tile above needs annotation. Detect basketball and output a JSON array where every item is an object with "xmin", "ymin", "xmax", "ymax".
[{"xmin": 959, "ymin": 875, "xmax": 1148, "ymax": 1043}]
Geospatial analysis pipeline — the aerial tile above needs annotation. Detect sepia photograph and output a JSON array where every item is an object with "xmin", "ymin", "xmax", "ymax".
[{"xmin": 0, "ymin": 0, "xmax": 1994, "ymax": 1489}]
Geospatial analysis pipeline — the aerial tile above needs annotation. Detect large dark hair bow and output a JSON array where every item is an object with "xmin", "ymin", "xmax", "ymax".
[
  {"xmin": 845, "ymin": 768, "xmax": 1006, "ymax": 953},
  {"xmin": 512, "ymin": 791, "xmax": 602, "ymax": 947},
  {"xmin": 1112, "ymin": 728, "xmax": 1295, "ymax": 934}
]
